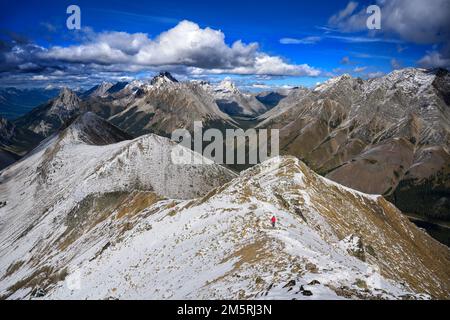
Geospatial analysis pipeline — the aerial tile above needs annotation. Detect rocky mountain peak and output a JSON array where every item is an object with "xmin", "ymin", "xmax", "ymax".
[
  {"xmin": 313, "ymin": 73, "xmax": 359, "ymax": 94},
  {"xmin": 211, "ymin": 78, "xmax": 271, "ymax": 116},
  {"xmin": 83, "ymin": 82, "xmax": 114, "ymax": 98},
  {"xmin": 217, "ymin": 78, "xmax": 239, "ymax": 93},
  {"xmin": 150, "ymin": 71, "xmax": 179, "ymax": 87},
  {"xmin": 338, "ymin": 73, "xmax": 352, "ymax": 80},
  {"xmin": 96, "ymin": 82, "xmax": 114, "ymax": 94},
  {"xmin": 52, "ymin": 88, "xmax": 80, "ymax": 111},
  {"xmin": 61, "ymin": 112, "xmax": 133, "ymax": 146},
  {"xmin": 59, "ymin": 87, "xmax": 74, "ymax": 97},
  {"xmin": 190, "ymin": 80, "xmax": 212, "ymax": 89}
]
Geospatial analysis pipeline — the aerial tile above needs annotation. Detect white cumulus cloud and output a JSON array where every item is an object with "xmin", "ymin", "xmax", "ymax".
[{"xmin": 41, "ymin": 20, "xmax": 319, "ymax": 77}]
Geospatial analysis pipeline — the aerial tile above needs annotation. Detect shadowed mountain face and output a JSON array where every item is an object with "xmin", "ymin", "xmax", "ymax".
[
  {"xmin": 0, "ymin": 117, "xmax": 42, "ymax": 170},
  {"xmin": 257, "ymin": 68, "xmax": 450, "ymax": 222},
  {"xmin": 389, "ymin": 146, "xmax": 450, "ymax": 221},
  {"xmin": 0, "ymin": 89, "xmax": 130, "ymax": 170},
  {"xmin": 255, "ymin": 91, "xmax": 287, "ymax": 108},
  {"xmin": 201, "ymin": 79, "xmax": 270, "ymax": 117},
  {"xmin": 58, "ymin": 112, "xmax": 134, "ymax": 146},
  {"xmin": 0, "ymin": 148, "xmax": 20, "ymax": 170},
  {"xmin": 0, "ymin": 87, "xmax": 60, "ymax": 120}
]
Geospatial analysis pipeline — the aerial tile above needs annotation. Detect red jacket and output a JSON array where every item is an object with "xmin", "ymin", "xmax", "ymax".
[{"xmin": 271, "ymin": 216, "xmax": 277, "ymax": 223}]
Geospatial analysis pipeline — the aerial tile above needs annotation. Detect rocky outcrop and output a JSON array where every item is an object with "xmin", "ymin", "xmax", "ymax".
[{"xmin": 14, "ymin": 88, "xmax": 81, "ymax": 137}]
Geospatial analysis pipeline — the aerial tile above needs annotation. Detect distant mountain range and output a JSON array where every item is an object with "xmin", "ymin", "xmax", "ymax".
[
  {"xmin": 257, "ymin": 68, "xmax": 450, "ymax": 224},
  {"xmin": 0, "ymin": 68, "xmax": 449, "ymax": 245},
  {"xmin": 0, "ymin": 114, "xmax": 448, "ymax": 299},
  {"xmin": 106, "ymin": 72, "xmax": 238, "ymax": 137},
  {"xmin": 0, "ymin": 69, "xmax": 449, "ymax": 299}
]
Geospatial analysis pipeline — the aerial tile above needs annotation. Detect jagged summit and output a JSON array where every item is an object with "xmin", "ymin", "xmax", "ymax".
[
  {"xmin": 208, "ymin": 78, "xmax": 269, "ymax": 116},
  {"xmin": 58, "ymin": 87, "xmax": 77, "ymax": 98},
  {"xmin": 313, "ymin": 74, "xmax": 363, "ymax": 102},
  {"xmin": 50, "ymin": 88, "xmax": 80, "ymax": 114},
  {"xmin": 59, "ymin": 87, "xmax": 73, "ymax": 95},
  {"xmin": 217, "ymin": 78, "xmax": 240, "ymax": 94},
  {"xmin": 150, "ymin": 71, "xmax": 179, "ymax": 86},
  {"xmin": 83, "ymin": 82, "xmax": 114, "ymax": 98},
  {"xmin": 60, "ymin": 112, "xmax": 133, "ymax": 146},
  {"xmin": 191, "ymin": 80, "xmax": 211, "ymax": 86}
]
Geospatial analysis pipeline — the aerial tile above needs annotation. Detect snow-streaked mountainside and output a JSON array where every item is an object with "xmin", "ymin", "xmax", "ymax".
[
  {"xmin": 0, "ymin": 112, "xmax": 237, "ymax": 298},
  {"xmin": 257, "ymin": 68, "xmax": 450, "ymax": 222},
  {"xmin": 260, "ymin": 68, "xmax": 449, "ymax": 143},
  {"xmin": 81, "ymin": 82, "xmax": 114, "ymax": 99},
  {"xmin": 0, "ymin": 112, "xmax": 235, "ymax": 204},
  {"xmin": 0, "ymin": 135, "xmax": 448, "ymax": 300}
]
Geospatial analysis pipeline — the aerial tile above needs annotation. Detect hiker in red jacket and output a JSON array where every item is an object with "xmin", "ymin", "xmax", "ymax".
[{"xmin": 271, "ymin": 216, "xmax": 277, "ymax": 228}]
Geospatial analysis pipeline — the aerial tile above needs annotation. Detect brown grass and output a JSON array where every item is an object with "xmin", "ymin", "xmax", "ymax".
[
  {"xmin": 5, "ymin": 266, "xmax": 68, "ymax": 299},
  {"xmin": 116, "ymin": 192, "xmax": 163, "ymax": 220},
  {"xmin": 2, "ymin": 260, "xmax": 25, "ymax": 279},
  {"xmin": 207, "ymin": 238, "xmax": 273, "ymax": 288}
]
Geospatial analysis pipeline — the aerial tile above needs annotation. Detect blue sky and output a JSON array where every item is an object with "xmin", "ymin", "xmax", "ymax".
[{"xmin": 0, "ymin": 0, "xmax": 449, "ymax": 89}]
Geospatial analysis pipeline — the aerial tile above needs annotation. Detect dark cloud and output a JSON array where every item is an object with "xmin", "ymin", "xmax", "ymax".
[
  {"xmin": 329, "ymin": 0, "xmax": 450, "ymax": 44},
  {"xmin": 328, "ymin": 0, "xmax": 450, "ymax": 68}
]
